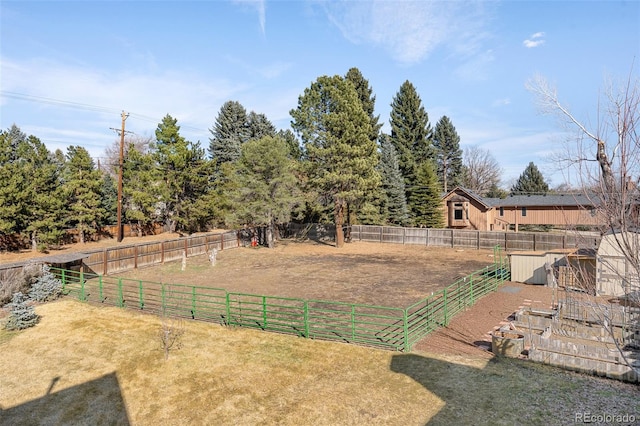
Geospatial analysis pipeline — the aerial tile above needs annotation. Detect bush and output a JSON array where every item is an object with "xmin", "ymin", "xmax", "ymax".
[
  {"xmin": 29, "ymin": 265, "xmax": 62, "ymax": 302},
  {"xmin": 4, "ymin": 292, "xmax": 39, "ymax": 330},
  {"xmin": 0, "ymin": 264, "xmax": 42, "ymax": 307}
]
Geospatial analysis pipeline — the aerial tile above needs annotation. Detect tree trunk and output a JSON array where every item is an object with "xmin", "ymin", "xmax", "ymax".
[
  {"xmin": 335, "ymin": 201, "xmax": 345, "ymax": 248},
  {"xmin": 31, "ymin": 231, "xmax": 37, "ymax": 252}
]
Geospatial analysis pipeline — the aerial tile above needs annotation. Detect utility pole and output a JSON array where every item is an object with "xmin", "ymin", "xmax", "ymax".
[{"xmin": 111, "ymin": 111, "xmax": 130, "ymax": 242}]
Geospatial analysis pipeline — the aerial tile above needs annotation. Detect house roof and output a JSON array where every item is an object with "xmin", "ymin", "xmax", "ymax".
[{"xmin": 442, "ymin": 187, "xmax": 599, "ymax": 208}]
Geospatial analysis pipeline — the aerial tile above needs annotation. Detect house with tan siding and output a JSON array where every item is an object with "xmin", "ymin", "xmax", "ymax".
[{"xmin": 442, "ymin": 187, "xmax": 602, "ymax": 231}]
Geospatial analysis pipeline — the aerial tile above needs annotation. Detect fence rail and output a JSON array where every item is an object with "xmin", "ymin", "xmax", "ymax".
[
  {"xmin": 350, "ymin": 225, "xmax": 600, "ymax": 251},
  {"xmin": 50, "ymin": 246, "xmax": 510, "ymax": 352}
]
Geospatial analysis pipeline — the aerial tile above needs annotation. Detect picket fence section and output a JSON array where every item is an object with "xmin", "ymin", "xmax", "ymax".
[{"xmin": 51, "ymin": 246, "xmax": 509, "ymax": 352}]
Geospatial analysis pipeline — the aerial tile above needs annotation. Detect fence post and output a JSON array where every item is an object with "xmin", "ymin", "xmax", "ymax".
[
  {"xmin": 351, "ymin": 305, "xmax": 356, "ymax": 341},
  {"xmin": 443, "ymin": 289, "xmax": 448, "ymax": 326},
  {"xmin": 469, "ymin": 274, "xmax": 474, "ymax": 306},
  {"xmin": 161, "ymin": 284, "xmax": 166, "ymax": 314},
  {"xmin": 191, "ymin": 287, "xmax": 196, "ymax": 319},
  {"xmin": 139, "ymin": 280, "xmax": 144, "ymax": 309},
  {"xmin": 184, "ymin": 238, "xmax": 188, "ymax": 258},
  {"xmin": 99, "ymin": 275, "xmax": 103, "ymax": 302},
  {"xmin": 403, "ymin": 309, "xmax": 409, "ymax": 352},
  {"xmin": 80, "ymin": 270, "xmax": 85, "ymax": 301},
  {"xmin": 303, "ymin": 301, "xmax": 309, "ymax": 338},
  {"xmin": 103, "ymin": 248, "xmax": 108, "ymax": 275},
  {"xmin": 225, "ymin": 292, "xmax": 231, "ymax": 325},
  {"xmin": 161, "ymin": 242, "xmax": 165, "ymax": 264},
  {"xmin": 262, "ymin": 296, "xmax": 267, "ymax": 329},
  {"xmin": 118, "ymin": 278, "xmax": 124, "ymax": 308},
  {"xmin": 61, "ymin": 269, "xmax": 66, "ymax": 293}
]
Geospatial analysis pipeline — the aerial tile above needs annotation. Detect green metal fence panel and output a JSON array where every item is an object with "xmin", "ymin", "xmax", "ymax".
[{"xmin": 49, "ymin": 244, "xmax": 511, "ymax": 353}]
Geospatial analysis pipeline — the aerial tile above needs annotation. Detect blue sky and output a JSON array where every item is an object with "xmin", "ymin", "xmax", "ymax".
[{"xmin": 1, "ymin": 0, "xmax": 638, "ymax": 186}]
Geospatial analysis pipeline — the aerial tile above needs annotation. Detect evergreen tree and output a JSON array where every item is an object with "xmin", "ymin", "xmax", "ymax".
[
  {"xmin": 123, "ymin": 145, "xmax": 163, "ymax": 236},
  {"xmin": 64, "ymin": 146, "xmax": 104, "ymax": 244},
  {"xmin": 99, "ymin": 173, "xmax": 118, "ymax": 226},
  {"xmin": 277, "ymin": 129, "xmax": 303, "ymax": 160},
  {"xmin": 389, "ymin": 80, "xmax": 433, "ymax": 220},
  {"xmin": 290, "ymin": 75, "xmax": 380, "ymax": 247},
  {"xmin": 155, "ymin": 114, "xmax": 212, "ymax": 233},
  {"xmin": 410, "ymin": 161, "xmax": 444, "ymax": 228},
  {"xmin": 345, "ymin": 67, "xmax": 383, "ymax": 144},
  {"xmin": 247, "ymin": 111, "xmax": 276, "ymax": 141},
  {"xmin": 511, "ymin": 162, "xmax": 549, "ymax": 195},
  {"xmin": 0, "ymin": 126, "xmax": 65, "ymax": 250},
  {"xmin": 345, "ymin": 67, "xmax": 385, "ymax": 230},
  {"xmin": 4, "ymin": 292, "xmax": 39, "ymax": 330},
  {"xmin": 29, "ymin": 265, "xmax": 62, "ymax": 302},
  {"xmin": 230, "ymin": 135, "xmax": 301, "ymax": 247},
  {"xmin": 433, "ymin": 115, "xmax": 463, "ymax": 192},
  {"xmin": 208, "ymin": 101, "xmax": 249, "ymax": 164},
  {"xmin": 379, "ymin": 134, "xmax": 409, "ymax": 225}
]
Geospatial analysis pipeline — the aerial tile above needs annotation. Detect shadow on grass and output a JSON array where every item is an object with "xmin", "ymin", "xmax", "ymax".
[
  {"xmin": 390, "ymin": 353, "xmax": 600, "ymax": 426},
  {"xmin": 0, "ymin": 372, "xmax": 130, "ymax": 425}
]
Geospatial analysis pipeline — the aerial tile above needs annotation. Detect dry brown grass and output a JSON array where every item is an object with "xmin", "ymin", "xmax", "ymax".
[{"xmin": 1, "ymin": 300, "xmax": 638, "ymax": 425}]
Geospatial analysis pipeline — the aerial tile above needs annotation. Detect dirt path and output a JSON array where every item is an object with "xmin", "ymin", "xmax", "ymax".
[{"xmin": 414, "ymin": 281, "xmax": 555, "ymax": 357}]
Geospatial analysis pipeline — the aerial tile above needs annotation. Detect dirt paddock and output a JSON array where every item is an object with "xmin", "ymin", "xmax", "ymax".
[{"xmin": 115, "ymin": 240, "xmax": 500, "ymax": 308}]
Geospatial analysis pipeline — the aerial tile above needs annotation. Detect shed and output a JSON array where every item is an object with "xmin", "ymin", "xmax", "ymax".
[
  {"xmin": 596, "ymin": 231, "xmax": 640, "ymax": 297},
  {"xmin": 27, "ymin": 252, "xmax": 90, "ymax": 272},
  {"xmin": 508, "ymin": 250, "xmax": 572, "ymax": 284}
]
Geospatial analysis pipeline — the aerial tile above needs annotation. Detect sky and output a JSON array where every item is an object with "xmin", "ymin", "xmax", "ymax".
[{"xmin": 1, "ymin": 0, "xmax": 638, "ymax": 187}]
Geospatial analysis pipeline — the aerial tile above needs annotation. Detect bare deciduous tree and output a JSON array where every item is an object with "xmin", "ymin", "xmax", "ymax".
[
  {"xmin": 103, "ymin": 135, "xmax": 153, "ymax": 177},
  {"xmin": 461, "ymin": 145, "xmax": 503, "ymax": 195},
  {"xmin": 527, "ymin": 70, "xmax": 640, "ymax": 373}
]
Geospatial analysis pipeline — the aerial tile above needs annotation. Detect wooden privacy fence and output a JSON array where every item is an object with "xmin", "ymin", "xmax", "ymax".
[
  {"xmin": 50, "ymin": 247, "xmax": 510, "ymax": 352},
  {"xmin": 351, "ymin": 225, "xmax": 601, "ymax": 251},
  {"xmin": 81, "ymin": 230, "xmax": 246, "ymax": 276}
]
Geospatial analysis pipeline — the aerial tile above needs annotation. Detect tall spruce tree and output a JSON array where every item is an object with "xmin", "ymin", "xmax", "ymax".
[
  {"xmin": 410, "ymin": 161, "xmax": 444, "ymax": 228},
  {"xmin": 290, "ymin": 75, "xmax": 380, "ymax": 247},
  {"xmin": 64, "ymin": 146, "xmax": 105, "ymax": 244},
  {"xmin": 433, "ymin": 115, "xmax": 463, "ymax": 192},
  {"xmin": 378, "ymin": 134, "xmax": 409, "ymax": 225},
  {"xmin": 511, "ymin": 162, "xmax": 549, "ymax": 195},
  {"xmin": 389, "ymin": 81, "xmax": 433, "ymax": 221},
  {"xmin": 155, "ymin": 114, "xmax": 212, "ymax": 233},
  {"xmin": 247, "ymin": 111, "xmax": 277, "ymax": 141},
  {"xmin": 208, "ymin": 101, "xmax": 249, "ymax": 164}
]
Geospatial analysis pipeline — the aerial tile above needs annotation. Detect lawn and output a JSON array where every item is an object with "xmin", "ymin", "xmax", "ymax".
[{"xmin": 1, "ymin": 299, "xmax": 638, "ymax": 425}]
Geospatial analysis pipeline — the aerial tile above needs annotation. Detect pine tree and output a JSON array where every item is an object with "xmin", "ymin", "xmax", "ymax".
[
  {"xmin": 155, "ymin": 114, "xmax": 212, "ymax": 233},
  {"xmin": 511, "ymin": 162, "xmax": 549, "ymax": 195},
  {"xmin": 379, "ymin": 134, "xmax": 409, "ymax": 225},
  {"xmin": 389, "ymin": 80, "xmax": 433, "ymax": 221},
  {"xmin": 277, "ymin": 129, "xmax": 302, "ymax": 160},
  {"xmin": 410, "ymin": 161, "xmax": 444, "ymax": 228},
  {"xmin": 433, "ymin": 115, "xmax": 463, "ymax": 192},
  {"xmin": 99, "ymin": 173, "xmax": 118, "ymax": 226},
  {"xmin": 230, "ymin": 135, "xmax": 301, "ymax": 247},
  {"xmin": 345, "ymin": 67, "xmax": 383, "ymax": 144},
  {"xmin": 29, "ymin": 265, "xmax": 62, "ymax": 302},
  {"xmin": 291, "ymin": 75, "xmax": 380, "ymax": 247},
  {"xmin": 208, "ymin": 101, "xmax": 249, "ymax": 164}
]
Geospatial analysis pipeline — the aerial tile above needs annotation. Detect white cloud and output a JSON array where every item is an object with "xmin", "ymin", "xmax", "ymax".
[
  {"xmin": 323, "ymin": 1, "xmax": 493, "ymax": 65},
  {"xmin": 523, "ymin": 31, "xmax": 545, "ymax": 48},
  {"xmin": 492, "ymin": 98, "xmax": 511, "ymax": 107},
  {"xmin": 234, "ymin": 0, "xmax": 266, "ymax": 35}
]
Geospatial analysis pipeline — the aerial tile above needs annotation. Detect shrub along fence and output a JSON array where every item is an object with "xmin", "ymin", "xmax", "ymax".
[{"xmin": 50, "ymin": 247, "xmax": 509, "ymax": 352}]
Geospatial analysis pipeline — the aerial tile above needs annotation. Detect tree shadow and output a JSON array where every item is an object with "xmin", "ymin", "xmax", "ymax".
[{"xmin": 0, "ymin": 372, "xmax": 130, "ymax": 425}]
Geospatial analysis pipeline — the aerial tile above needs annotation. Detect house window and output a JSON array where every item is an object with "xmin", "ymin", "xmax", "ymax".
[
  {"xmin": 454, "ymin": 203, "xmax": 464, "ymax": 220},
  {"xmin": 499, "ymin": 207, "xmax": 504, "ymax": 216},
  {"xmin": 521, "ymin": 207, "xmax": 527, "ymax": 216}
]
